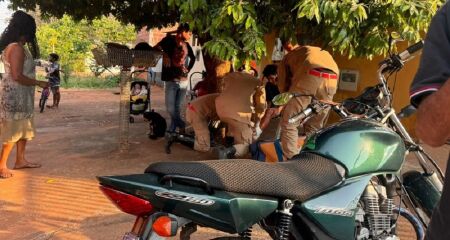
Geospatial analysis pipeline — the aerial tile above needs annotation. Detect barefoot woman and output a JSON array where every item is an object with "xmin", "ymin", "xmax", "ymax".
[{"xmin": 0, "ymin": 11, "xmax": 48, "ymax": 178}]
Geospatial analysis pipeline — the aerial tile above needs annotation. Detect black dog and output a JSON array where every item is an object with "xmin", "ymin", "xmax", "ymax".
[{"xmin": 143, "ymin": 110, "xmax": 167, "ymax": 139}]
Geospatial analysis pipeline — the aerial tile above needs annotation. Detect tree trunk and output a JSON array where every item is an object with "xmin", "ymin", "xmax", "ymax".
[
  {"xmin": 198, "ymin": 37, "xmax": 232, "ymax": 93},
  {"xmin": 202, "ymin": 53, "xmax": 232, "ymax": 93},
  {"xmin": 259, "ymin": 30, "xmax": 278, "ymax": 71},
  {"xmin": 119, "ymin": 69, "xmax": 131, "ymax": 152}
]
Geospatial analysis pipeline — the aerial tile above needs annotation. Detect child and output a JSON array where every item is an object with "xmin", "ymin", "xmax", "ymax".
[
  {"xmin": 139, "ymin": 85, "xmax": 148, "ymax": 96},
  {"xmin": 45, "ymin": 53, "xmax": 61, "ymax": 108},
  {"xmin": 132, "ymin": 83, "xmax": 141, "ymax": 96}
]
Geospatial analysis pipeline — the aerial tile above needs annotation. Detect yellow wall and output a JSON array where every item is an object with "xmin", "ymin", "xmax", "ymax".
[{"xmin": 330, "ymin": 43, "xmax": 421, "ymax": 136}]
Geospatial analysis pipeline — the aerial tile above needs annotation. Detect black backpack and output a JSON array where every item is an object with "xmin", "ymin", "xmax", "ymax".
[{"xmin": 143, "ymin": 110, "xmax": 167, "ymax": 139}]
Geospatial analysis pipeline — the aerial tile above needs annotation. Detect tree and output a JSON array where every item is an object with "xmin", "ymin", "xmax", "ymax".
[
  {"xmin": 173, "ymin": 0, "xmax": 443, "ymax": 60},
  {"xmin": 36, "ymin": 15, "xmax": 136, "ymax": 77},
  {"xmin": 8, "ymin": 0, "xmax": 444, "ymax": 89}
]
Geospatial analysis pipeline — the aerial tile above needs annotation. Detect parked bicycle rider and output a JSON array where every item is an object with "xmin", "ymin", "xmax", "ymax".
[{"xmin": 45, "ymin": 53, "xmax": 60, "ymax": 108}]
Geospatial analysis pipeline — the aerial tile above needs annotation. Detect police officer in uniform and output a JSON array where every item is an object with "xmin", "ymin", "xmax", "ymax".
[
  {"xmin": 278, "ymin": 44, "xmax": 339, "ymax": 159},
  {"xmin": 186, "ymin": 93, "xmax": 220, "ymax": 152},
  {"xmin": 215, "ymin": 72, "xmax": 266, "ymax": 158}
]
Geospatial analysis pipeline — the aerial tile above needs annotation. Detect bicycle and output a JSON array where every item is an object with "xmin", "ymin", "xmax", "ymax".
[{"xmin": 38, "ymin": 85, "xmax": 50, "ymax": 113}]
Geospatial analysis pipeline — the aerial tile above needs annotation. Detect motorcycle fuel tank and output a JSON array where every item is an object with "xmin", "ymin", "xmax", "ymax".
[
  {"xmin": 98, "ymin": 174, "xmax": 278, "ymax": 233},
  {"xmin": 302, "ymin": 119, "xmax": 406, "ymax": 177}
]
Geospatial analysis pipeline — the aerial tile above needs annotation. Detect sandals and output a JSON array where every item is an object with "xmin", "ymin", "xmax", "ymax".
[{"xmin": 13, "ymin": 162, "xmax": 42, "ymax": 170}]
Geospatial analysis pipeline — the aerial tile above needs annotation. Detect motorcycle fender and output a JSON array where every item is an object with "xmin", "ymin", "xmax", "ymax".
[{"xmin": 98, "ymin": 174, "xmax": 278, "ymax": 234}]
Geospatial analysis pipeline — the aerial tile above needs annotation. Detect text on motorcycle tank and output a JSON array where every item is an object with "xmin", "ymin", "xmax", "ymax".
[
  {"xmin": 155, "ymin": 191, "xmax": 215, "ymax": 206},
  {"xmin": 314, "ymin": 207, "xmax": 354, "ymax": 217}
]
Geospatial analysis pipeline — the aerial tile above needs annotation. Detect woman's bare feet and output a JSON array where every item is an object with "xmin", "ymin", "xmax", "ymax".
[
  {"xmin": 0, "ymin": 168, "xmax": 13, "ymax": 178},
  {"xmin": 14, "ymin": 161, "xmax": 41, "ymax": 169}
]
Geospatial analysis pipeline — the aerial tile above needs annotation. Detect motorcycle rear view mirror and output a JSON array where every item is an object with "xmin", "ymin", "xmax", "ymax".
[
  {"xmin": 389, "ymin": 32, "xmax": 404, "ymax": 54},
  {"xmin": 272, "ymin": 92, "xmax": 294, "ymax": 106},
  {"xmin": 272, "ymin": 93, "xmax": 315, "ymax": 106}
]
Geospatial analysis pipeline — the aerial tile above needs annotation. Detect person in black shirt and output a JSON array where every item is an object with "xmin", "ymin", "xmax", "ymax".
[
  {"xmin": 263, "ymin": 64, "xmax": 279, "ymax": 107},
  {"xmin": 260, "ymin": 64, "xmax": 281, "ymax": 130},
  {"xmin": 155, "ymin": 23, "xmax": 196, "ymax": 133},
  {"xmin": 410, "ymin": 2, "xmax": 450, "ymax": 239}
]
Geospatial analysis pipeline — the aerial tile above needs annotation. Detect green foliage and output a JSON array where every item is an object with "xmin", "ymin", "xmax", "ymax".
[
  {"xmin": 36, "ymin": 15, "xmax": 135, "ymax": 75},
  {"xmin": 293, "ymin": 0, "xmax": 443, "ymax": 58},
  {"xmin": 10, "ymin": 0, "xmax": 444, "ymax": 60},
  {"xmin": 172, "ymin": 0, "xmax": 266, "ymax": 66},
  {"xmin": 58, "ymin": 75, "xmax": 120, "ymax": 89},
  {"xmin": 170, "ymin": 0, "xmax": 443, "ymax": 60},
  {"xmin": 90, "ymin": 16, "xmax": 136, "ymax": 48}
]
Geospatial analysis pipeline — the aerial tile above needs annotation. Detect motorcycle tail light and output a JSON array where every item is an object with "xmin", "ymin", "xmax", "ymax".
[
  {"xmin": 100, "ymin": 186, "xmax": 153, "ymax": 216},
  {"xmin": 152, "ymin": 216, "xmax": 178, "ymax": 237}
]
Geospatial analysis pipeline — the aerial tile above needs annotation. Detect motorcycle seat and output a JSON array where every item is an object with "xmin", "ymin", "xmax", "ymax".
[{"xmin": 145, "ymin": 153, "xmax": 345, "ymax": 202}]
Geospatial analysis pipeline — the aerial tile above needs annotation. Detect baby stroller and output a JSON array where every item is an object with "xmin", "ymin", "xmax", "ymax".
[
  {"xmin": 129, "ymin": 80, "xmax": 150, "ymax": 123},
  {"xmin": 129, "ymin": 69, "xmax": 167, "ymax": 139}
]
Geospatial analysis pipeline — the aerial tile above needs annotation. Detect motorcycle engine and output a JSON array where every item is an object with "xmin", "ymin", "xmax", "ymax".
[{"xmin": 355, "ymin": 183, "xmax": 399, "ymax": 240}]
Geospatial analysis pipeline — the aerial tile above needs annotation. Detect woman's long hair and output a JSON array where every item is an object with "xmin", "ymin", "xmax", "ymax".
[{"xmin": 0, "ymin": 10, "xmax": 39, "ymax": 59}]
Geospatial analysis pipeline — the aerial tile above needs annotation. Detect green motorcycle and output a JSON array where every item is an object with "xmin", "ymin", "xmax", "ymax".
[{"xmin": 98, "ymin": 40, "xmax": 443, "ymax": 240}]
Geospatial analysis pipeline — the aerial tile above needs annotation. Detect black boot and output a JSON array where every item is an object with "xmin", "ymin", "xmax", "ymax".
[
  {"xmin": 215, "ymin": 146, "xmax": 236, "ymax": 159},
  {"xmin": 165, "ymin": 132, "xmax": 177, "ymax": 154}
]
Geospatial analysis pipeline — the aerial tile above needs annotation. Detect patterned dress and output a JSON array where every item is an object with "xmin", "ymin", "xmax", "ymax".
[{"xmin": 0, "ymin": 43, "xmax": 36, "ymax": 143}]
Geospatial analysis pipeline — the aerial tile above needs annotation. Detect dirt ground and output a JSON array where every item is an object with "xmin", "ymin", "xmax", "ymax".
[{"xmin": 0, "ymin": 86, "xmax": 448, "ymax": 240}]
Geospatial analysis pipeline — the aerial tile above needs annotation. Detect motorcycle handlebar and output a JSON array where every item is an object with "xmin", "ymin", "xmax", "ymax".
[
  {"xmin": 288, "ymin": 108, "xmax": 313, "ymax": 124},
  {"xmin": 288, "ymin": 99, "xmax": 342, "ymax": 123},
  {"xmin": 398, "ymin": 40, "xmax": 424, "ymax": 61}
]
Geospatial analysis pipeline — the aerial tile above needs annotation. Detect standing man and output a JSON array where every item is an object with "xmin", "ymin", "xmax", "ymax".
[
  {"xmin": 186, "ymin": 93, "xmax": 219, "ymax": 152},
  {"xmin": 155, "ymin": 23, "xmax": 196, "ymax": 133},
  {"xmin": 215, "ymin": 72, "xmax": 266, "ymax": 159},
  {"xmin": 278, "ymin": 43, "xmax": 339, "ymax": 159},
  {"xmin": 410, "ymin": 2, "xmax": 450, "ymax": 239}
]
